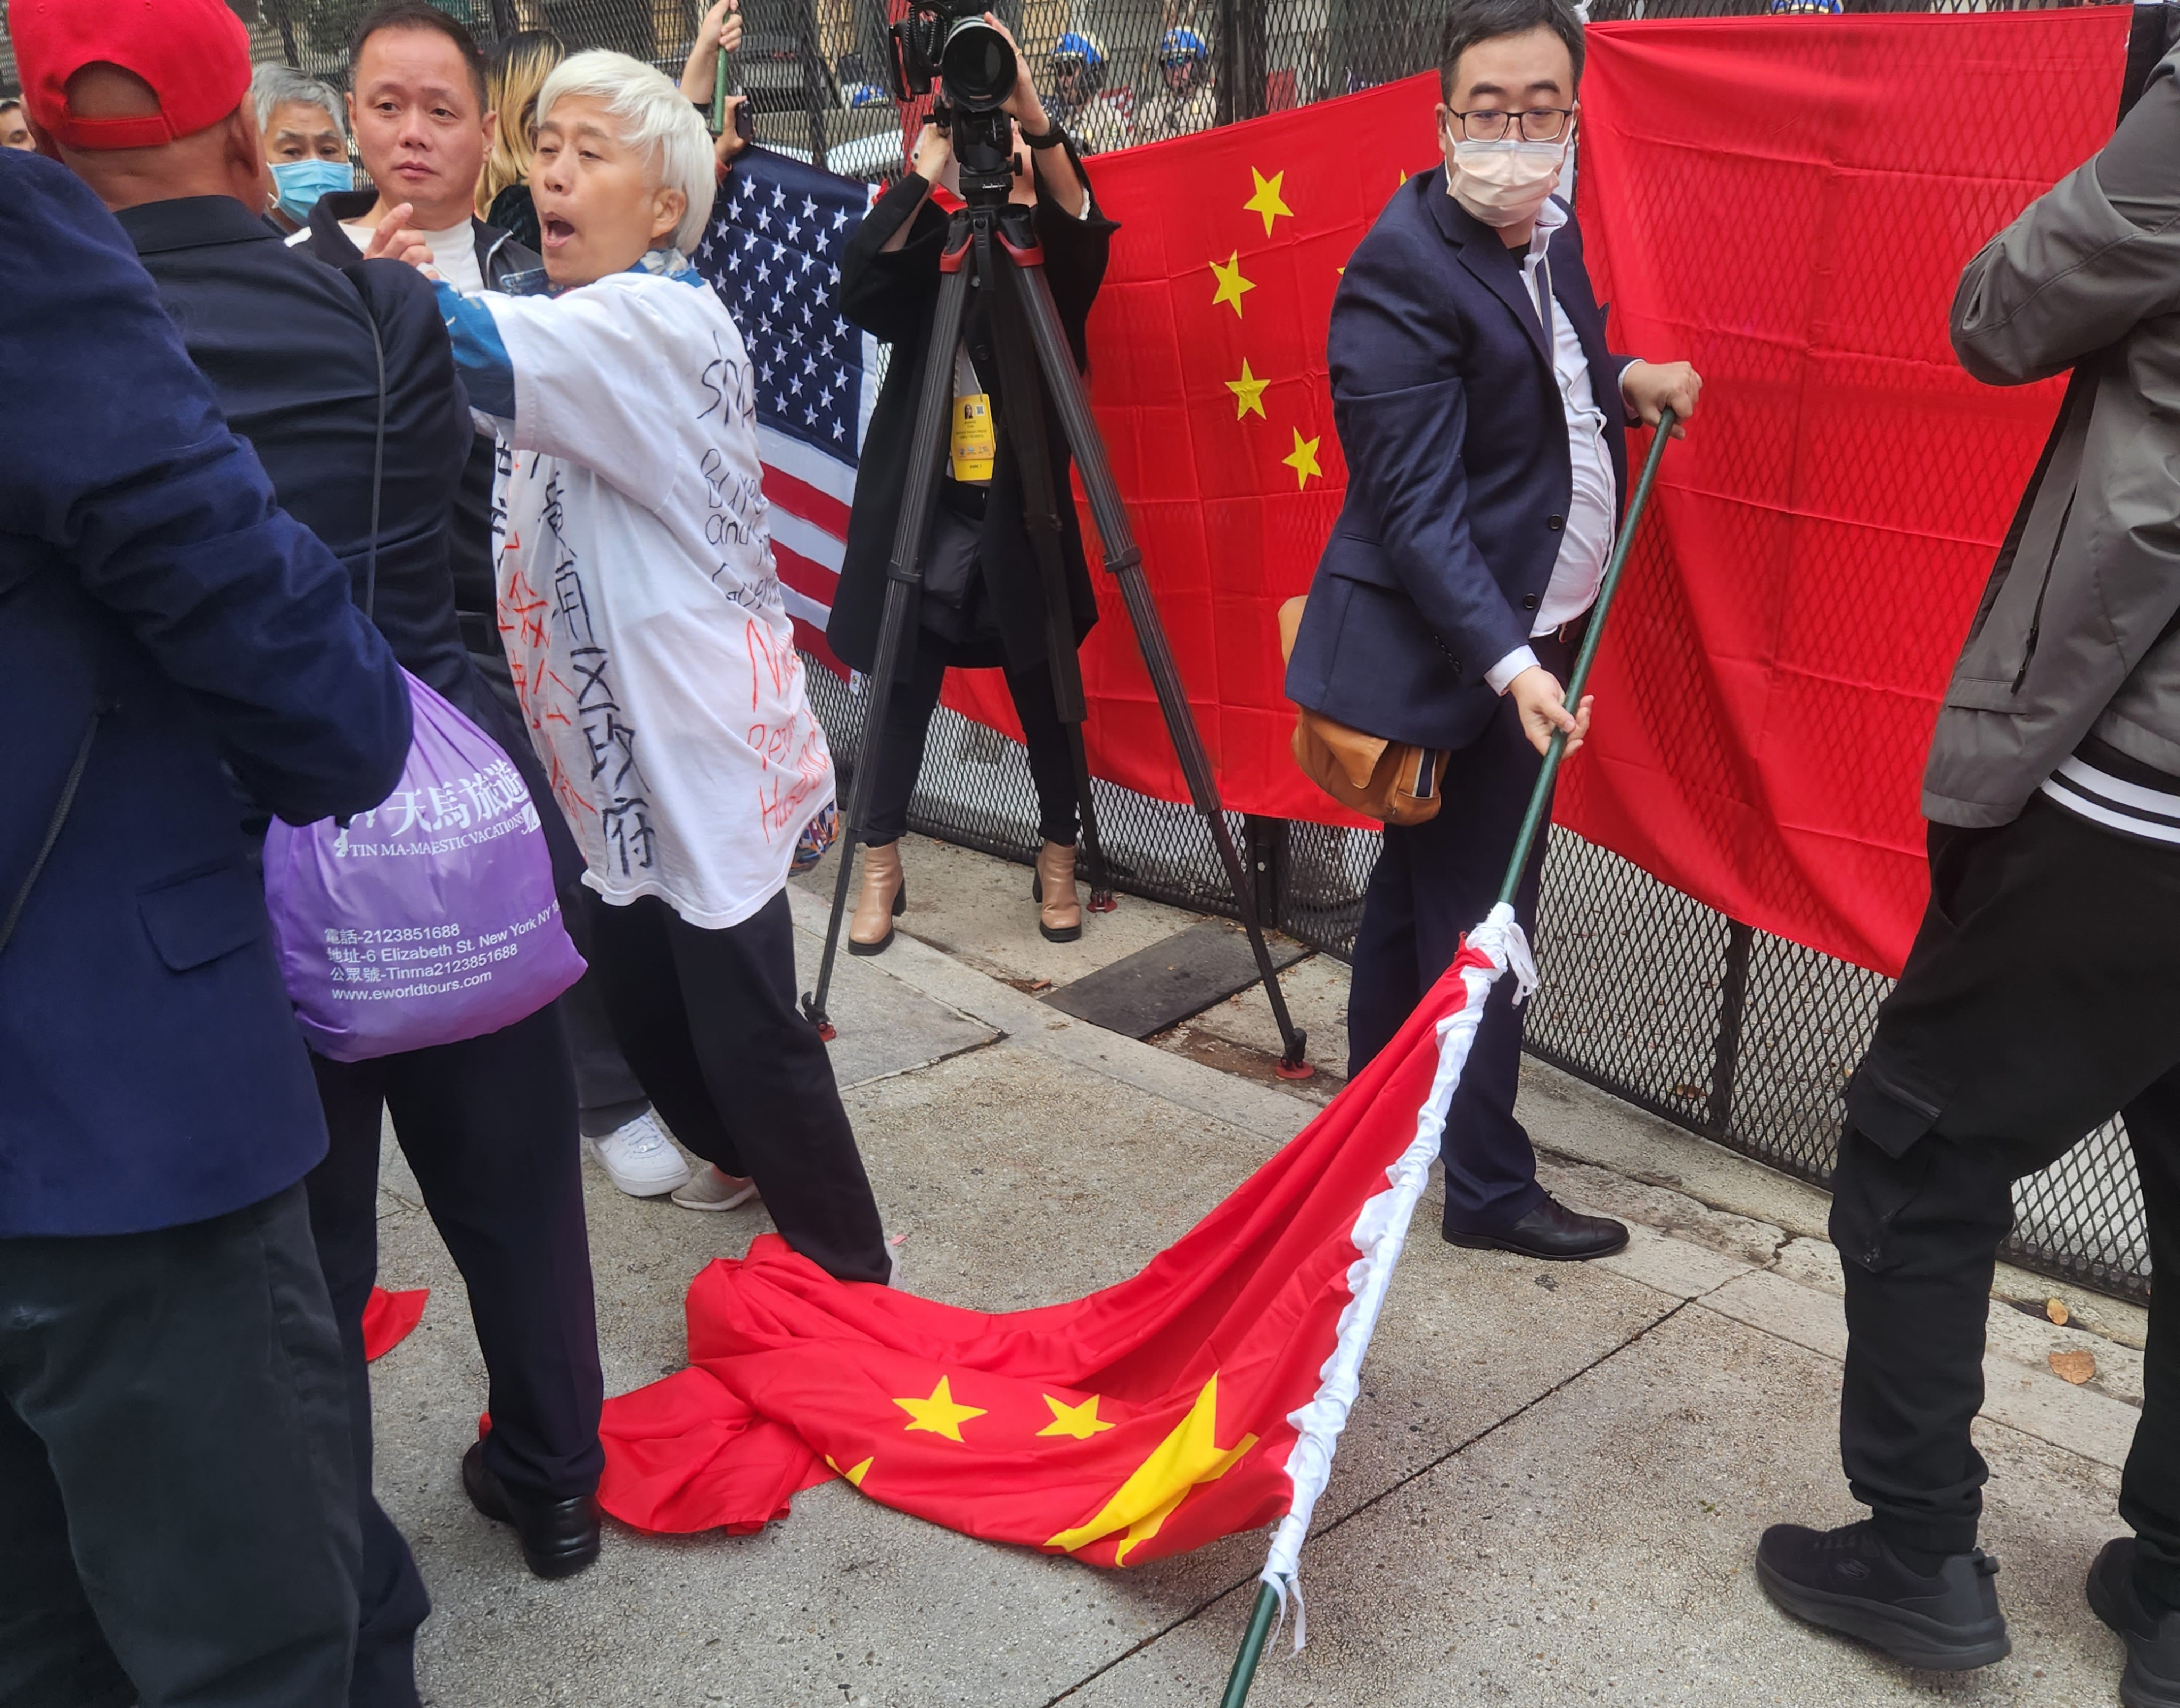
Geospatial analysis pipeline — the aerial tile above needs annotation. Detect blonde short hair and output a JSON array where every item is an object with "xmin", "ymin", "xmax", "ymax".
[{"xmin": 535, "ymin": 49, "xmax": 714, "ymax": 255}]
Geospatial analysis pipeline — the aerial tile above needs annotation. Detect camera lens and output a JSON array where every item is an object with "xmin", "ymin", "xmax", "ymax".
[{"xmin": 939, "ymin": 16, "xmax": 1016, "ymax": 109}]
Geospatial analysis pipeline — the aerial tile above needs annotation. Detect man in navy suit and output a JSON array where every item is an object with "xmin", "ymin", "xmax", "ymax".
[
  {"xmin": 0, "ymin": 146, "xmax": 410, "ymax": 1704},
  {"xmin": 1287, "ymin": 0, "xmax": 1701, "ymax": 1261}
]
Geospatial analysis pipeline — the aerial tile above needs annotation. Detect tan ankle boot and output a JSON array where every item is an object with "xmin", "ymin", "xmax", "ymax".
[
  {"xmin": 1033, "ymin": 840, "xmax": 1082, "ymax": 943},
  {"xmin": 848, "ymin": 842, "xmax": 906, "ymax": 956}
]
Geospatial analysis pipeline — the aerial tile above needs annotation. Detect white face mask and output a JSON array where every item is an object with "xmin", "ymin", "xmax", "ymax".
[{"xmin": 1445, "ymin": 130, "xmax": 1568, "ymax": 229}]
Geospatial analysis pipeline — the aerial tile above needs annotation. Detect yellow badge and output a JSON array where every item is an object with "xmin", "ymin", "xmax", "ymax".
[{"xmin": 951, "ymin": 392, "xmax": 996, "ymax": 483}]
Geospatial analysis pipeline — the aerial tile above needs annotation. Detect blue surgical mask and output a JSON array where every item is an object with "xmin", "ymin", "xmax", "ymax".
[{"xmin": 270, "ymin": 157, "xmax": 353, "ymax": 224}]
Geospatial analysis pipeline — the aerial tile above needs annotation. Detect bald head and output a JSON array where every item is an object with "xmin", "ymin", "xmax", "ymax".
[{"xmin": 40, "ymin": 63, "xmax": 266, "ymax": 214}]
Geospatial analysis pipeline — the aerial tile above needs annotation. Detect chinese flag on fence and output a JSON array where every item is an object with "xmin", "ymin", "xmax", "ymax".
[
  {"xmin": 597, "ymin": 947, "xmax": 1483, "ymax": 1558},
  {"xmin": 945, "ymin": 8, "xmax": 2130, "ymax": 976}
]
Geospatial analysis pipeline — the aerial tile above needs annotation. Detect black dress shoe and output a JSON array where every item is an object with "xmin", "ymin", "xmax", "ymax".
[
  {"xmin": 2087, "ymin": 1537, "xmax": 2180, "ymax": 1707},
  {"xmin": 1756, "ymin": 1519, "xmax": 2009, "ymax": 1671},
  {"xmin": 461, "ymin": 1441, "xmax": 601, "ymax": 1581},
  {"xmin": 1443, "ymin": 1194, "xmax": 1629, "ymax": 1261}
]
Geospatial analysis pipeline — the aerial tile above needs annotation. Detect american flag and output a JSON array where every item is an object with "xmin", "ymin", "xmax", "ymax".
[{"xmin": 693, "ymin": 148, "xmax": 881, "ymax": 677}]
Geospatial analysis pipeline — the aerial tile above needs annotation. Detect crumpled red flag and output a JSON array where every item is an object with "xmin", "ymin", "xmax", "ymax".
[
  {"xmin": 362, "ymin": 1286, "xmax": 427, "ymax": 1361},
  {"xmin": 597, "ymin": 942, "xmax": 1487, "ymax": 1563}
]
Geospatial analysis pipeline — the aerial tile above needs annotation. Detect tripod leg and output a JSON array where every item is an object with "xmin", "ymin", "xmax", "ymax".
[
  {"xmin": 1005, "ymin": 251, "xmax": 1311, "ymax": 1076},
  {"xmin": 803, "ymin": 238, "xmax": 977, "ymax": 1035},
  {"xmin": 977, "ymin": 226, "xmax": 1114, "ymax": 911}
]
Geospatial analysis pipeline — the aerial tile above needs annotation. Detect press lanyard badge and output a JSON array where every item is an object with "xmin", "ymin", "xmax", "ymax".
[{"xmin": 949, "ymin": 348, "xmax": 996, "ymax": 484}]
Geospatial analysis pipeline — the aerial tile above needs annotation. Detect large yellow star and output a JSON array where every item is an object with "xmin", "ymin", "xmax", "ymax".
[
  {"xmin": 892, "ymin": 1376, "xmax": 986, "ymax": 1443},
  {"xmin": 1046, "ymin": 1374, "xmax": 1258, "ymax": 1565},
  {"xmin": 1038, "ymin": 1393, "xmax": 1116, "ymax": 1440},
  {"xmin": 1224, "ymin": 358, "xmax": 1269, "ymax": 422},
  {"xmin": 1282, "ymin": 427, "xmax": 1323, "ymax": 490},
  {"xmin": 1208, "ymin": 251, "xmax": 1255, "ymax": 318},
  {"xmin": 1243, "ymin": 167, "xmax": 1293, "ymax": 237}
]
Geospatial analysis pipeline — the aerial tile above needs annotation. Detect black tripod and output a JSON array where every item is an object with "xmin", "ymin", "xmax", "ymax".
[{"xmin": 803, "ymin": 112, "xmax": 1309, "ymax": 1075}]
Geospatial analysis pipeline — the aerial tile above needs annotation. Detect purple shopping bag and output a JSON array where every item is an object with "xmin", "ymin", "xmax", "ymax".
[{"xmin": 264, "ymin": 671, "xmax": 585, "ymax": 1062}]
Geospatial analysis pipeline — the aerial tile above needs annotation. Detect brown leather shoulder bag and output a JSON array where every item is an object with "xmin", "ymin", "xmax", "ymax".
[{"xmin": 1278, "ymin": 596, "xmax": 1447, "ymax": 827}]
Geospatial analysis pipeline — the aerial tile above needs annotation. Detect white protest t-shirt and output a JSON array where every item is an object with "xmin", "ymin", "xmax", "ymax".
[{"xmin": 476, "ymin": 269, "xmax": 834, "ymax": 929}]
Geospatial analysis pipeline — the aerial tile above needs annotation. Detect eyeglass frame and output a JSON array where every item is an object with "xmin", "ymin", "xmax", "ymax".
[{"xmin": 1447, "ymin": 106, "xmax": 1576, "ymax": 143}]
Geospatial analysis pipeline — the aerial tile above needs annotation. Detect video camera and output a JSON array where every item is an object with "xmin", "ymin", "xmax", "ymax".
[
  {"xmin": 884, "ymin": 1, "xmax": 1022, "ymax": 202},
  {"xmin": 885, "ymin": 0, "xmax": 1015, "ymax": 107}
]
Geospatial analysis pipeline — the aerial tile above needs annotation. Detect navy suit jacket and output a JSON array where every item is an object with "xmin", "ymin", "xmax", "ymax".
[
  {"xmin": 0, "ymin": 154, "xmax": 410, "ymax": 1237},
  {"xmin": 1285, "ymin": 170, "xmax": 1633, "ymax": 752}
]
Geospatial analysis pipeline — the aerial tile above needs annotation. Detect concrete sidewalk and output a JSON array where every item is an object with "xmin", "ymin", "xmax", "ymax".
[{"xmin": 368, "ymin": 837, "xmax": 2149, "ymax": 1706}]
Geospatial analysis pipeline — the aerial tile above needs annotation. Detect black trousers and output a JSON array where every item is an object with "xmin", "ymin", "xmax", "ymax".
[
  {"xmin": 583, "ymin": 889, "xmax": 891, "ymax": 1283},
  {"xmin": 1835, "ymin": 795, "xmax": 2180, "ymax": 1605},
  {"xmin": 0, "ymin": 1185, "xmax": 359, "ymax": 1708},
  {"xmin": 1345, "ymin": 629, "xmax": 1573, "ymax": 1234},
  {"xmin": 865, "ymin": 638, "xmax": 1079, "ymax": 849},
  {"xmin": 307, "ymin": 1004, "xmax": 602, "ymax": 1704}
]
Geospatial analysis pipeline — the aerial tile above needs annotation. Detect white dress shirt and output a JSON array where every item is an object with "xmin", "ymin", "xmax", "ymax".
[{"xmin": 1484, "ymin": 199, "xmax": 1639, "ymax": 695}]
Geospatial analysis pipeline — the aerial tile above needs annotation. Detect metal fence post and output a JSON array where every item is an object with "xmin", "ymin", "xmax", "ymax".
[
  {"xmin": 1704, "ymin": 919, "xmax": 1754, "ymax": 1141},
  {"xmin": 1244, "ymin": 815, "xmax": 1285, "ymax": 935}
]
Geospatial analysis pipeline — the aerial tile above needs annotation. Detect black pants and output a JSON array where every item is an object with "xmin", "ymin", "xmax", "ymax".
[
  {"xmin": 1835, "ymin": 795, "xmax": 2180, "ymax": 1605},
  {"xmin": 0, "ymin": 1185, "xmax": 359, "ymax": 1708},
  {"xmin": 1346, "ymin": 629, "xmax": 1573, "ymax": 1234},
  {"xmin": 865, "ymin": 639, "xmax": 1079, "ymax": 848},
  {"xmin": 307, "ymin": 1004, "xmax": 602, "ymax": 1704},
  {"xmin": 583, "ymin": 889, "xmax": 890, "ymax": 1283}
]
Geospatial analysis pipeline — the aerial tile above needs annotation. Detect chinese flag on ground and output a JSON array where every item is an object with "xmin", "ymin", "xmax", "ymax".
[{"xmin": 597, "ymin": 920, "xmax": 1523, "ymax": 1564}]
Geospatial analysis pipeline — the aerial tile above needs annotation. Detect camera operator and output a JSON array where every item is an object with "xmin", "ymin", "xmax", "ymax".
[{"xmin": 830, "ymin": 14, "xmax": 1115, "ymax": 954}]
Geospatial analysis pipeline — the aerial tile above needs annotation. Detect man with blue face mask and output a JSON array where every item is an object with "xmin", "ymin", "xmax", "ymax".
[
  {"xmin": 251, "ymin": 63, "xmax": 352, "ymax": 233},
  {"xmin": 1287, "ymin": 0, "xmax": 1701, "ymax": 1264}
]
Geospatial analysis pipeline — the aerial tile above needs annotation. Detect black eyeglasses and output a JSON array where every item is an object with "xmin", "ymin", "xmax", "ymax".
[{"xmin": 1451, "ymin": 107, "xmax": 1574, "ymax": 143}]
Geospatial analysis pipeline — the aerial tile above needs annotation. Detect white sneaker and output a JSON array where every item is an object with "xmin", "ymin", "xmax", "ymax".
[
  {"xmin": 585, "ymin": 1112, "xmax": 692, "ymax": 1198},
  {"xmin": 670, "ymin": 1163, "xmax": 761, "ymax": 1212}
]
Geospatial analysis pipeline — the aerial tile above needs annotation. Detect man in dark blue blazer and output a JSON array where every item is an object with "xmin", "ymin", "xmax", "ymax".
[
  {"xmin": 0, "ymin": 146, "xmax": 410, "ymax": 1704},
  {"xmin": 1287, "ymin": 0, "xmax": 1701, "ymax": 1261}
]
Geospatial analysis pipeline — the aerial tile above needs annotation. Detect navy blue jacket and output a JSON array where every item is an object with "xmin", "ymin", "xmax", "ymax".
[
  {"xmin": 0, "ymin": 154, "xmax": 410, "ymax": 1237},
  {"xmin": 1285, "ymin": 172, "xmax": 1634, "ymax": 752},
  {"xmin": 117, "ymin": 195, "xmax": 580, "ymax": 892}
]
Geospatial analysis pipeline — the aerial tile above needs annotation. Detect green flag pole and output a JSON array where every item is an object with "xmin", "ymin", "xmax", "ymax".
[
  {"xmin": 712, "ymin": 52, "xmax": 729, "ymax": 137},
  {"xmin": 1492, "ymin": 405, "xmax": 1677, "ymax": 909},
  {"xmin": 1215, "ymin": 408, "xmax": 1677, "ymax": 1708}
]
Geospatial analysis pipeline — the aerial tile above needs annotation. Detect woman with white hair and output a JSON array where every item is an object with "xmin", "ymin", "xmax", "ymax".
[{"xmin": 410, "ymin": 50, "xmax": 892, "ymax": 1285}]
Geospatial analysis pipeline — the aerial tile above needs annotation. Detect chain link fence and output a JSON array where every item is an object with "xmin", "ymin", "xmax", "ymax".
[{"xmin": 10, "ymin": 1, "xmax": 2144, "ymax": 1304}]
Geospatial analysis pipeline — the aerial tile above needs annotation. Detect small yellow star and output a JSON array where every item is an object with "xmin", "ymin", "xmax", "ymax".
[
  {"xmin": 1242, "ymin": 167, "xmax": 1293, "ymax": 237},
  {"xmin": 1208, "ymin": 251, "xmax": 1255, "ymax": 318},
  {"xmin": 824, "ymin": 1454, "xmax": 874, "ymax": 1488},
  {"xmin": 1282, "ymin": 427, "xmax": 1323, "ymax": 490},
  {"xmin": 892, "ymin": 1376, "xmax": 986, "ymax": 1443},
  {"xmin": 1398, "ymin": 167, "xmax": 1410, "ymax": 186},
  {"xmin": 1224, "ymin": 358, "xmax": 1270, "ymax": 421},
  {"xmin": 1038, "ymin": 1393, "xmax": 1116, "ymax": 1440}
]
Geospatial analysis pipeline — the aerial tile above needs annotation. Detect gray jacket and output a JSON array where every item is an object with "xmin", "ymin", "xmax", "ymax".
[{"xmin": 1931, "ymin": 53, "xmax": 2180, "ymax": 826}]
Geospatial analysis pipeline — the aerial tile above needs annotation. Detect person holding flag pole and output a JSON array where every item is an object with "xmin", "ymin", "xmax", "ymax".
[{"xmin": 1284, "ymin": 0, "xmax": 1701, "ymax": 1263}]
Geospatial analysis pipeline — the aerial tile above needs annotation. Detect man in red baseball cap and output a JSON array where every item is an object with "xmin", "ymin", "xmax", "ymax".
[{"xmin": 13, "ymin": 0, "xmax": 255, "ymax": 154}]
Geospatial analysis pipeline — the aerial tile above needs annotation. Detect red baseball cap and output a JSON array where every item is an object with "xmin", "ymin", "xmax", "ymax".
[{"xmin": 12, "ymin": 0, "xmax": 253, "ymax": 151}]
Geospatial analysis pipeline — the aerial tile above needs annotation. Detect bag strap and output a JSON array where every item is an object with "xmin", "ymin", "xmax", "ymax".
[
  {"xmin": 360, "ymin": 292, "xmax": 388, "ymax": 621},
  {"xmin": 1, "ymin": 708, "xmax": 100, "ymax": 955}
]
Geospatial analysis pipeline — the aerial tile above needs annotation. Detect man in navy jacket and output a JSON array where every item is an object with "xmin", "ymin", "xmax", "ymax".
[
  {"xmin": 1287, "ymin": 0, "xmax": 1700, "ymax": 1261},
  {"xmin": 0, "ymin": 146, "xmax": 409, "ymax": 1704}
]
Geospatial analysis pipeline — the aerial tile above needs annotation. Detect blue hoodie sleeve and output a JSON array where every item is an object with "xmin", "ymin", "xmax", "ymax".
[{"xmin": 0, "ymin": 152, "xmax": 411, "ymax": 823}]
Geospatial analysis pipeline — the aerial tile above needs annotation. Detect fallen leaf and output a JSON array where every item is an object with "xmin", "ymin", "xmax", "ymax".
[
  {"xmin": 1669, "ymin": 1083, "xmax": 1704, "ymax": 1100},
  {"xmin": 2046, "ymin": 1297, "xmax": 2070, "ymax": 1326},
  {"xmin": 2049, "ymin": 1349, "xmax": 2096, "ymax": 1385}
]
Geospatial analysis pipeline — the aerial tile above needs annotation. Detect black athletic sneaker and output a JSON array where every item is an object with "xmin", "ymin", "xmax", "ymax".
[
  {"xmin": 2087, "ymin": 1537, "xmax": 2180, "ymax": 1708},
  {"xmin": 1756, "ymin": 1519, "xmax": 2010, "ymax": 1671}
]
